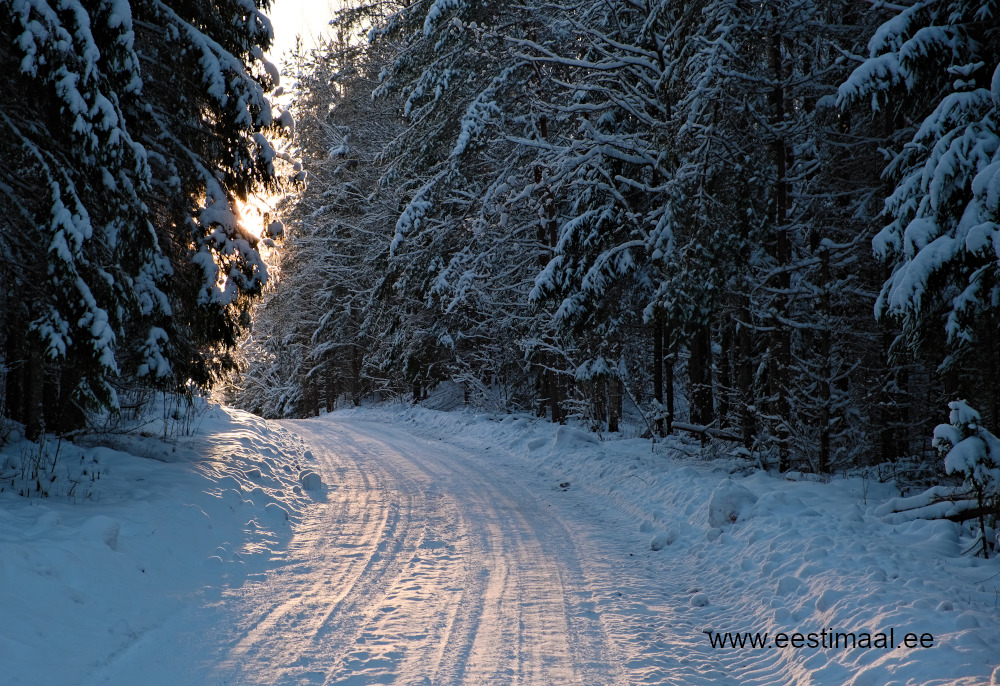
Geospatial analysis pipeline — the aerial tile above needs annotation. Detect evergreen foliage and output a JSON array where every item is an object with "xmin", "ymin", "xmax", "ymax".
[
  {"xmin": 0, "ymin": 0, "xmax": 287, "ymax": 437},
  {"xmin": 841, "ymin": 0, "xmax": 1000, "ymax": 425},
  {"xmin": 933, "ymin": 400, "xmax": 1000, "ymax": 557},
  {"xmin": 214, "ymin": 0, "xmax": 997, "ymax": 485}
]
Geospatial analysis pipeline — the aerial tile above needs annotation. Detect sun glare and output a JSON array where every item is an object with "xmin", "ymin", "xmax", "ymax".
[{"xmin": 237, "ymin": 194, "xmax": 279, "ymax": 240}]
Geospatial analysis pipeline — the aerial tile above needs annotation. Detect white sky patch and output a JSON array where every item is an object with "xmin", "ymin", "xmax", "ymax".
[{"xmin": 266, "ymin": 0, "xmax": 341, "ymax": 68}]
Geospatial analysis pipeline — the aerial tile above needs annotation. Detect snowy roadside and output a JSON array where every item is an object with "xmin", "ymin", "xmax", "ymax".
[
  {"xmin": 2, "ymin": 398, "xmax": 998, "ymax": 685},
  {"xmin": 339, "ymin": 404, "xmax": 1000, "ymax": 685},
  {"xmin": 0, "ymin": 400, "xmax": 323, "ymax": 686}
]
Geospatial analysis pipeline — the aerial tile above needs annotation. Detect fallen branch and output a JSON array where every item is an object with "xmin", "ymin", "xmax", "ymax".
[
  {"xmin": 874, "ymin": 485, "xmax": 986, "ymax": 524},
  {"xmin": 669, "ymin": 421, "xmax": 743, "ymax": 443}
]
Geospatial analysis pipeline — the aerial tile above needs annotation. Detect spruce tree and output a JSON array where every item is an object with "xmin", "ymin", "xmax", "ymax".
[
  {"xmin": 840, "ymin": 0, "xmax": 1000, "ymax": 424},
  {"xmin": 1, "ymin": 0, "xmax": 286, "ymax": 436}
]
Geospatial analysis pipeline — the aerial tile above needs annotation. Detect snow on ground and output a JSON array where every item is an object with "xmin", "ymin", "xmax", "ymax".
[
  {"xmin": 0, "ymin": 399, "xmax": 323, "ymax": 686},
  {"xmin": 336, "ymin": 404, "xmax": 1000, "ymax": 685},
  {"xmin": 1, "ymin": 398, "xmax": 998, "ymax": 685}
]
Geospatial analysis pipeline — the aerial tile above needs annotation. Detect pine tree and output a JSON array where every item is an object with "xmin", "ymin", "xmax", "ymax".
[
  {"xmin": 840, "ymin": 0, "xmax": 1000, "ymax": 424},
  {"xmin": 1, "ymin": 0, "xmax": 286, "ymax": 436},
  {"xmin": 933, "ymin": 400, "xmax": 1000, "ymax": 558}
]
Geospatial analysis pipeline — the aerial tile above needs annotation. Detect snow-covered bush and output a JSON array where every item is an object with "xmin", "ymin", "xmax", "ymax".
[
  {"xmin": 707, "ymin": 480, "xmax": 758, "ymax": 528},
  {"xmin": 933, "ymin": 401, "xmax": 1000, "ymax": 557}
]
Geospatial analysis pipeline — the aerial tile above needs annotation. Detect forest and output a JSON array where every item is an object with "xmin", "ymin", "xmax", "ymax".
[
  {"xmin": 2, "ymin": 0, "xmax": 999, "ymax": 485},
  {"xmin": 232, "ymin": 0, "xmax": 1000, "ymax": 483},
  {"xmin": 1, "ymin": 0, "xmax": 297, "ymax": 435},
  {"xmin": 3, "ymin": 3, "xmax": 1000, "ymax": 679}
]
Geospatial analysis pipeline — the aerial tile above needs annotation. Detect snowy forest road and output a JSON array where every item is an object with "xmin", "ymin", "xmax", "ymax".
[
  {"xmin": 224, "ymin": 416, "xmax": 628, "ymax": 685},
  {"xmin": 208, "ymin": 415, "xmax": 797, "ymax": 686},
  {"xmin": 80, "ymin": 413, "xmax": 794, "ymax": 686}
]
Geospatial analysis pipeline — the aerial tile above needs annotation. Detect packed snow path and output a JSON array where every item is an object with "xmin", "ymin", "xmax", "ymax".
[
  {"xmin": 80, "ymin": 414, "xmax": 779, "ymax": 685},
  {"xmin": 78, "ymin": 414, "xmax": 635, "ymax": 685},
  {"xmin": 219, "ymin": 417, "xmax": 626, "ymax": 685},
  {"xmin": 73, "ymin": 410, "xmax": 999, "ymax": 686}
]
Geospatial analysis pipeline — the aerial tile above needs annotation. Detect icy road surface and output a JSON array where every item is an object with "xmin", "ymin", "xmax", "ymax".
[
  {"xmin": 73, "ymin": 409, "xmax": 1000, "ymax": 686},
  {"xmin": 218, "ymin": 417, "xmax": 629, "ymax": 686}
]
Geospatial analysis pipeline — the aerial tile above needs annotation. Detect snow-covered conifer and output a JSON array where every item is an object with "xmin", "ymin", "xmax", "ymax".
[
  {"xmin": 0, "ymin": 0, "xmax": 286, "ymax": 434},
  {"xmin": 841, "ymin": 0, "xmax": 1000, "ymax": 423},
  {"xmin": 933, "ymin": 400, "xmax": 1000, "ymax": 557}
]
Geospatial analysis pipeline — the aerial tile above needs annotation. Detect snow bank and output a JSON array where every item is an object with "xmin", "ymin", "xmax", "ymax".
[
  {"xmin": 338, "ymin": 404, "xmax": 1000, "ymax": 685},
  {"xmin": 0, "ymin": 402, "xmax": 317, "ymax": 685}
]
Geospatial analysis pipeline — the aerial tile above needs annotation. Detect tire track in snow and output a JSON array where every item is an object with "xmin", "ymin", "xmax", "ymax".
[
  {"xmin": 368, "ymin": 415, "xmax": 809, "ymax": 686},
  {"xmin": 491, "ymin": 465, "xmax": 797, "ymax": 686},
  {"xmin": 212, "ymin": 416, "xmax": 625, "ymax": 686},
  {"xmin": 216, "ymin": 434, "xmax": 454, "ymax": 685},
  {"xmin": 345, "ymin": 420, "xmax": 624, "ymax": 685}
]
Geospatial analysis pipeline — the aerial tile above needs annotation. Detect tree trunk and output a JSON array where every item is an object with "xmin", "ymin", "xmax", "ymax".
[
  {"xmin": 591, "ymin": 380, "xmax": 606, "ymax": 430},
  {"xmin": 717, "ymin": 325, "xmax": 732, "ymax": 428},
  {"xmin": 536, "ymin": 367, "xmax": 548, "ymax": 418},
  {"xmin": 607, "ymin": 378, "xmax": 621, "ymax": 433},
  {"xmin": 986, "ymin": 318, "xmax": 999, "ymax": 429},
  {"xmin": 548, "ymin": 365, "xmax": 562, "ymax": 423},
  {"xmin": 665, "ymin": 351, "xmax": 675, "ymax": 434},
  {"xmin": 769, "ymin": 26, "xmax": 792, "ymax": 471},
  {"xmin": 688, "ymin": 324, "xmax": 714, "ymax": 427},
  {"xmin": 653, "ymin": 319, "xmax": 664, "ymax": 435},
  {"xmin": 736, "ymin": 303, "xmax": 756, "ymax": 451},
  {"xmin": 55, "ymin": 367, "xmax": 86, "ymax": 435},
  {"xmin": 325, "ymin": 363, "xmax": 337, "ymax": 412},
  {"xmin": 531, "ymin": 102, "xmax": 563, "ymax": 425},
  {"xmin": 817, "ymin": 246, "xmax": 832, "ymax": 473},
  {"xmin": 4, "ymin": 336, "xmax": 24, "ymax": 426},
  {"xmin": 24, "ymin": 348, "xmax": 44, "ymax": 440}
]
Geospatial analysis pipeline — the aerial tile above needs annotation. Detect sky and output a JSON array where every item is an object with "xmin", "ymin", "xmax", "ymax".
[{"xmin": 266, "ymin": 0, "xmax": 340, "ymax": 68}]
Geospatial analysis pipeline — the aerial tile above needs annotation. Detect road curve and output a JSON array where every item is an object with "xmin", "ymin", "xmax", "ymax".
[{"xmin": 212, "ymin": 415, "xmax": 627, "ymax": 685}]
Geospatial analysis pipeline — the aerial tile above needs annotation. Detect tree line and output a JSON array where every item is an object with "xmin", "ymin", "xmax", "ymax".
[
  {"xmin": 237, "ymin": 0, "xmax": 998, "ymax": 476},
  {"xmin": 1, "ymin": 0, "xmax": 293, "ymax": 438}
]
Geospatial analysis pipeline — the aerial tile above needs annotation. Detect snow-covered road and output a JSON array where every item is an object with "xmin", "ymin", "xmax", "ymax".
[
  {"xmin": 226, "ymin": 417, "xmax": 625, "ymax": 685},
  {"xmin": 15, "ymin": 406, "xmax": 995, "ymax": 686},
  {"xmin": 80, "ymin": 413, "xmax": 766, "ymax": 685}
]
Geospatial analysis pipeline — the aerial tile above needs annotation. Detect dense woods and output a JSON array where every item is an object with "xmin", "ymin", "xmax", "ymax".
[
  {"xmin": 1, "ymin": 0, "xmax": 997, "ymax": 503},
  {"xmin": 234, "ymin": 0, "xmax": 1000, "ymax": 484},
  {"xmin": 0, "ymin": 0, "xmax": 291, "ymax": 438}
]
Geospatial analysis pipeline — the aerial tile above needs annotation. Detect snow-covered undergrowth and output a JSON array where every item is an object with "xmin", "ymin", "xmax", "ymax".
[
  {"xmin": 3, "ymin": 397, "xmax": 998, "ymax": 685},
  {"xmin": 341, "ymin": 404, "xmax": 1000, "ymax": 685},
  {"xmin": 0, "ymin": 400, "xmax": 323, "ymax": 685}
]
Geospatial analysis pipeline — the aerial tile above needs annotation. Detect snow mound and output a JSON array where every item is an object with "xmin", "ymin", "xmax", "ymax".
[
  {"xmin": 649, "ymin": 529, "xmax": 676, "ymax": 550},
  {"xmin": 707, "ymin": 480, "xmax": 758, "ymax": 527},
  {"xmin": 265, "ymin": 502, "xmax": 290, "ymax": 522},
  {"xmin": 552, "ymin": 425, "xmax": 599, "ymax": 451},
  {"xmin": 526, "ymin": 437, "xmax": 548, "ymax": 451},
  {"xmin": 299, "ymin": 470, "xmax": 323, "ymax": 491}
]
